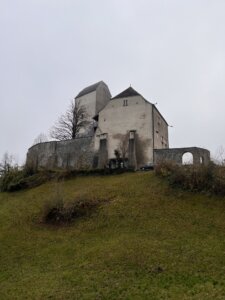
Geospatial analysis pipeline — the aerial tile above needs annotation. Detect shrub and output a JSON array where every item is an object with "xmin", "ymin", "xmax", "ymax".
[
  {"xmin": 43, "ymin": 198, "xmax": 102, "ymax": 225},
  {"xmin": 42, "ymin": 185, "xmax": 106, "ymax": 225},
  {"xmin": 0, "ymin": 168, "xmax": 55, "ymax": 192},
  {"xmin": 0, "ymin": 168, "xmax": 24, "ymax": 192},
  {"xmin": 0, "ymin": 166, "xmax": 135, "ymax": 193},
  {"xmin": 155, "ymin": 161, "xmax": 225, "ymax": 196}
]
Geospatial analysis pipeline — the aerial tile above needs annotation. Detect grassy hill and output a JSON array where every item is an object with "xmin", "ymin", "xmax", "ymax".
[{"xmin": 1, "ymin": 172, "xmax": 225, "ymax": 299}]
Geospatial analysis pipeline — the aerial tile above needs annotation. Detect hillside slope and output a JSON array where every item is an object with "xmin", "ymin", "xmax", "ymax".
[{"xmin": 1, "ymin": 172, "xmax": 225, "ymax": 299}]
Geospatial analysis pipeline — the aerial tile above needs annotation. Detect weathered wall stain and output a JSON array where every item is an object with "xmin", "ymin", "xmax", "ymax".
[{"xmin": 135, "ymin": 135, "xmax": 151, "ymax": 167}]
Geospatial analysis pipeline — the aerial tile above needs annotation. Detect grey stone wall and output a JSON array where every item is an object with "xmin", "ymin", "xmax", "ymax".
[
  {"xmin": 154, "ymin": 147, "xmax": 210, "ymax": 166},
  {"xmin": 98, "ymin": 138, "xmax": 108, "ymax": 169},
  {"xmin": 153, "ymin": 105, "xmax": 169, "ymax": 149},
  {"xmin": 128, "ymin": 132, "xmax": 137, "ymax": 169},
  {"xmin": 26, "ymin": 137, "xmax": 96, "ymax": 170},
  {"xmin": 96, "ymin": 82, "xmax": 111, "ymax": 114}
]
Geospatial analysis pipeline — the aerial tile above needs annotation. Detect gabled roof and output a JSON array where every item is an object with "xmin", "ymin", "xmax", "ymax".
[
  {"xmin": 111, "ymin": 87, "xmax": 142, "ymax": 99},
  {"xmin": 111, "ymin": 86, "xmax": 169, "ymax": 126},
  {"xmin": 75, "ymin": 81, "xmax": 104, "ymax": 98}
]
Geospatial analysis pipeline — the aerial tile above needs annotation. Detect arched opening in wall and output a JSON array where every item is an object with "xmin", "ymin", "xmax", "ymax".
[
  {"xmin": 200, "ymin": 156, "xmax": 204, "ymax": 164},
  {"xmin": 182, "ymin": 152, "xmax": 193, "ymax": 165}
]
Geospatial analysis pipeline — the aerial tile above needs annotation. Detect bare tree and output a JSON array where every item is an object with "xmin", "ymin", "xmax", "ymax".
[
  {"xmin": 0, "ymin": 152, "xmax": 17, "ymax": 175},
  {"xmin": 213, "ymin": 146, "xmax": 225, "ymax": 165},
  {"xmin": 33, "ymin": 133, "xmax": 49, "ymax": 145},
  {"xmin": 114, "ymin": 133, "xmax": 129, "ymax": 168},
  {"xmin": 117, "ymin": 133, "xmax": 129, "ymax": 162},
  {"xmin": 50, "ymin": 99, "xmax": 90, "ymax": 140}
]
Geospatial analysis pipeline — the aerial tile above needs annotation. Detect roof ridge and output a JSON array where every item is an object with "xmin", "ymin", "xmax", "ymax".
[
  {"xmin": 75, "ymin": 81, "xmax": 104, "ymax": 99},
  {"xmin": 111, "ymin": 86, "xmax": 142, "ymax": 99}
]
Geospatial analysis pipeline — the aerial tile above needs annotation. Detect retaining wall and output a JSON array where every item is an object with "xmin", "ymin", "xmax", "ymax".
[{"xmin": 26, "ymin": 137, "xmax": 96, "ymax": 170}]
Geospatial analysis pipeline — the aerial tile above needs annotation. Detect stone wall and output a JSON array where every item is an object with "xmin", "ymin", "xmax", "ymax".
[
  {"xmin": 153, "ymin": 105, "xmax": 169, "ymax": 149},
  {"xmin": 26, "ymin": 137, "xmax": 96, "ymax": 170},
  {"xmin": 154, "ymin": 147, "xmax": 210, "ymax": 166}
]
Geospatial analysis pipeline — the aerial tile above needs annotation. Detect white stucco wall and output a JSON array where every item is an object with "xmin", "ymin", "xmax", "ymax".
[
  {"xmin": 96, "ymin": 95, "xmax": 154, "ymax": 165},
  {"xmin": 75, "ymin": 83, "xmax": 169, "ymax": 166},
  {"xmin": 76, "ymin": 91, "xmax": 97, "ymax": 120},
  {"xmin": 153, "ymin": 107, "xmax": 169, "ymax": 149},
  {"xmin": 96, "ymin": 82, "xmax": 111, "ymax": 114}
]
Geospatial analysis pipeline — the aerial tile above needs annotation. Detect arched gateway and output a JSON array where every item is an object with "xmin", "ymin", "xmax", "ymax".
[{"xmin": 154, "ymin": 147, "xmax": 210, "ymax": 166}]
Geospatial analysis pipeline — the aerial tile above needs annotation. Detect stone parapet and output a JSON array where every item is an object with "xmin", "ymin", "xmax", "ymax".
[
  {"xmin": 26, "ymin": 137, "xmax": 95, "ymax": 170},
  {"xmin": 154, "ymin": 147, "xmax": 210, "ymax": 166}
]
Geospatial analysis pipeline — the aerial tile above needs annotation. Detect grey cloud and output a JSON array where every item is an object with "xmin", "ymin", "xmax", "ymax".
[{"xmin": 1, "ymin": 0, "xmax": 225, "ymax": 163}]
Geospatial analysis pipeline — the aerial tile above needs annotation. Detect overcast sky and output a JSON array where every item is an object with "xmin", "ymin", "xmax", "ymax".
[{"xmin": 1, "ymin": 0, "xmax": 225, "ymax": 164}]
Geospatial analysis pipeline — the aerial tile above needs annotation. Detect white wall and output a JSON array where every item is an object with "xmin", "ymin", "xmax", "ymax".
[
  {"xmin": 76, "ymin": 90, "xmax": 97, "ymax": 120},
  {"xmin": 96, "ymin": 95, "xmax": 154, "ymax": 165},
  {"xmin": 76, "ymin": 82, "xmax": 111, "ymax": 136},
  {"xmin": 96, "ymin": 82, "xmax": 111, "ymax": 114},
  {"xmin": 153, "ymin": 107, "xmax": 169, "ymax": 149}
]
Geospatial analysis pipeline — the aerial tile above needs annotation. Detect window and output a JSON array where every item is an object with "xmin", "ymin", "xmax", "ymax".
[
  {"xmin": 129, "ymin": 130, "xmax": 135, "ymax": 139},
  {"xmin": 123, "ymin": 99, "xmax": 128, "ymax": 106},
  {"xmin": 182, "ymin": 152, "xmax": 193, "ymax": 165}
]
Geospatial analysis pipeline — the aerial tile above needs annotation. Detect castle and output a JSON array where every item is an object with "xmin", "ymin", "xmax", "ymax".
[{"xmin": 26, "ymin": 81, "xmax": 210, "ymax": 170}]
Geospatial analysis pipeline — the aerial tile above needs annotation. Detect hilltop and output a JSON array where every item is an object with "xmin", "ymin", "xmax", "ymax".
[{"xmin": 1, "ymin": 172, "xmax": 225, "ymax": 299}]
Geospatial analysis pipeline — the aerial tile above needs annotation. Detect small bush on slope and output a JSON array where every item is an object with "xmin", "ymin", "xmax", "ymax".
[
  {"xmin": 0, "ymin": 167, "xmax": 23, "ymax": 192},
  {"xmin": 155, "ymin": 161, "xmax": 225, "ymax": 195},
  {"xmin": 42, "ymin": 183, "xmax": 109, "ymax": 225},
  {"xmin": 0, "ymin": 168, "xmax": 55, "ymax": 192},
  {"xmin": 43, "ymin": 197, "xmax": 102, "ymax": 225}
]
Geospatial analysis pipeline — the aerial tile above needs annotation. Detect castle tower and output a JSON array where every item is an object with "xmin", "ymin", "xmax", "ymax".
[{"xmin": 75, "ymin": 81, "xmax": 111, "ymax": 121}]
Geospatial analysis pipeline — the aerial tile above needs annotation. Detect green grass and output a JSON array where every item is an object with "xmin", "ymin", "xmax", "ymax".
[{"xmin": 1, "ymin": 172, "xmax": 225, "ymax": 299}]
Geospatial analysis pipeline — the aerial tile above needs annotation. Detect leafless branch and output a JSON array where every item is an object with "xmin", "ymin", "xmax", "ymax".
[
  {"xmin": 117, "ymin": 133, "xmax": 129, "ymax": 160},
  {"xmin": 33, "ymin": 133, "xmax": 48, "ymax": 145},
  {"xmin": 50, "ymin": 99, "xmax": 90, "ymax": 140},
  {"xmin": 0, "ymin": 152, "xmax": 17, "ymax": 175}
]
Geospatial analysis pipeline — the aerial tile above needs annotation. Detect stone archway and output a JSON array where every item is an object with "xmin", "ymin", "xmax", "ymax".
[
  {"xmin": 200, "ymin": 156, "xmax": 204, "ymax": 164},
  {"xmin": 182, "ymin": 152, "xmax": 193, "ymax": 165},
  {"xmin": 154, "ymin": 147, "xmax": 210, "ymax": 166}
]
